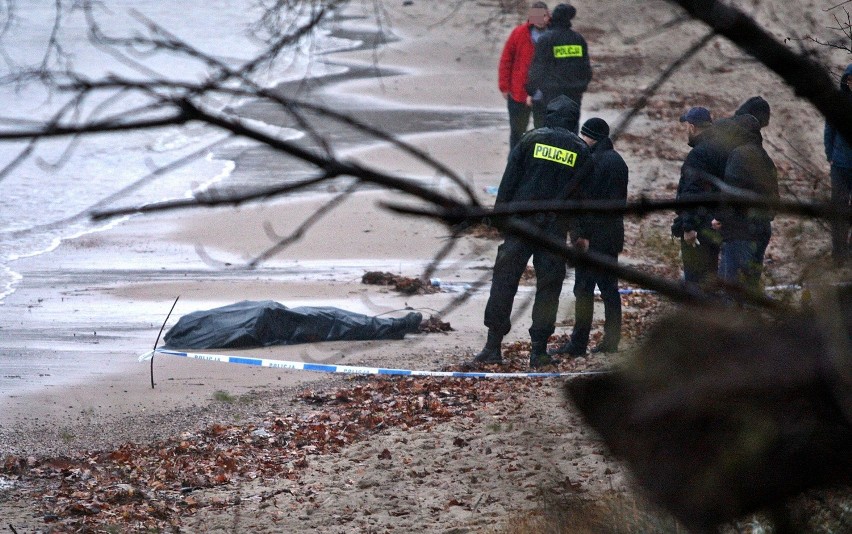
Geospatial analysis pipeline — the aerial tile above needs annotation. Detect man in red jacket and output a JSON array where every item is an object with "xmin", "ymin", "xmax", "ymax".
[{"xmin": 498, "ymin": 2, "xmax": 550, "ymax": 151}]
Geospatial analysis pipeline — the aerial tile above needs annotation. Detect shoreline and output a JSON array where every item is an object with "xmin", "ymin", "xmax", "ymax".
[{"xmin": 0, "ymin": 1, "xmax": 518, "ymax": 455}]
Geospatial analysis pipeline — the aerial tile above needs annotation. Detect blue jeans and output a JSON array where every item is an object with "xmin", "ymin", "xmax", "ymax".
[{"xmin": 718, "ymin": 240, "xmax": 761, "ymax": 292}]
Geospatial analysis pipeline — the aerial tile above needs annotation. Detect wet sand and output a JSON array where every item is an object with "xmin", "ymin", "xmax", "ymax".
[{"xmin": 0, "ymin": 1, "xmax": 538, "ymax": 455}]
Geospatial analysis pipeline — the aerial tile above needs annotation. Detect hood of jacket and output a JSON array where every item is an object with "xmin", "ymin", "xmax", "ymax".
[
  {"xmin": 842, "ymin": 63, "xmax": 852, "ymax": 92},
  {"xmin": 550, "ymin": 3, "xmax": 576, "ymax": 28},
  {"xmin": 544, "ymin": 95, "xmax": 580, "ymax": 130},
  {"xmin": 712, "ymin": 116, "xmax": 758, "ymax": 151},
  {"xmin": 732, "ymin": 113, "xmax": 763, "ymax": 144}
]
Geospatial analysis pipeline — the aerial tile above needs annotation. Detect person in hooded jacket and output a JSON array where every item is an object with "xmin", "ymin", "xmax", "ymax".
[
  {"xmin": 550, "ymin": 117, "xmax": 628, "ymax": 357},
  {"xmin": 471, "ymin": 95, "xmax": 593, "ymax": 369},
  {"xmin": 824, "ymin": 63, "xmax": 852, "ymax": 265},
  {"xmin": 712, "ymin": 108, "xmax": 778, "ymax": 293},
  {"xmin": 498, "ymin": 2, "xmax": 550, "ymax": 150},
  {"xmin": 525, "ymin": 3, "xmax": 592, "ymax": 133},
  {"xmin": 734, "ymin": 96, "xmax": 775, "ymax": 281},
  {"xmin": 672, "ymin": 106, "xmax": 723, "ymax": 287}
]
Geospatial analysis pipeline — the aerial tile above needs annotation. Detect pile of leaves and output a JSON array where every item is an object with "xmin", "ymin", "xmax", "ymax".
[
  {"xmin": 593, "ymin": 53, "xmax": 645, "ymax": 79},
  {"xmin": 631, "ymin": 260, "xmax": 681, "ymax": 282},
  {"xmin": 608, "ymin": 93, "xmax": 740, "ymax": 123},
  {"xmin": 620, "ymin": 289, "xmax": 666, "ymax": 341},
  {"xmin": 463, "ymin": 222, "xmax": 501, "ymax": 240},
  {"xmin": 361, "ymin": 271, "xmax": 440, "ymax": 294},
  {"xmin": 1, "ymin": 376, "xmax": 514, "ymax": 531},
  {"xmin": 418, "ymin": 314, "xmax": 454, "ymax": 333}
]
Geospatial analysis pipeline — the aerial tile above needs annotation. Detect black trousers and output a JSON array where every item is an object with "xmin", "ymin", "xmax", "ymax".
[
  {"xmin": 507, "ymin": 97, "xmax": 532, "ymax": 151},
  {"xmin": 571, "ymin": 251, "xmax": 621, "ymax": 349},
  {"xmin": 483, "ymin": 233, "xmax": 567, "ymax": 343}
]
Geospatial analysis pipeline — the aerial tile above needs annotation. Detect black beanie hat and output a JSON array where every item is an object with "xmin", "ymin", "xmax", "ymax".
[
  {"xmin": 735, "ymin": 96, "xmax": 770, "ymax": 128},
  {"xmin": 581, "ymin": 117, "xmax": 610, "ymax": 141},
  {"xmin": 551, "ymin": 3, "xmax": 577, "ymax": 25}
]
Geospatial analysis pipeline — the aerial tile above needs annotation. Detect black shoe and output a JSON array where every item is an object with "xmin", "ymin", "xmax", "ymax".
[
  {"xmin": 471, "ymin": 346, "xmax": 503, "ymax": 365},
  {"xmin": 590, "ymin": 343, "xmax": 618, "ymax": 354},
  {"xmin": 403, "ymin": 312, "xmax": 423, "ymax": 333},
  {"xmin": 468, "ymin": 330, "xmax": 504, "ymax": 365},
  {"xmin": 548, "ymin": 341, "xmax": 586, "ymax": 357},
  {"xmin": 530, "ymin": 352, "xmax": 559, "ymax": 369}
]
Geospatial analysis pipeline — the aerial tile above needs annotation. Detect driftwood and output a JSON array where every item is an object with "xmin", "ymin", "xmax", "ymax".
[{"xmin": 567, "ymin": 285, "xmax": 852, "ymax": 532}]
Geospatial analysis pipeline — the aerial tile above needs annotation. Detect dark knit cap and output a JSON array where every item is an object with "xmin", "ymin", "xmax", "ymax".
[
  {"xmin": 735, "ymin": 96, "xmax": 770, "ymax": 128},
  {"xmin": 551, "ymin": 3, "xmax": 576, "ymax": 25},
  {"xmin": 580, "ymin": 117, "xmax": 610, "ymax": 141}
]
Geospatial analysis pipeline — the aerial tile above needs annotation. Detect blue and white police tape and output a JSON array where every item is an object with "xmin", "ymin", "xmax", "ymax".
[{"xmin": 139, "ymin": 348, "xmax": 603, "ymax": 378}]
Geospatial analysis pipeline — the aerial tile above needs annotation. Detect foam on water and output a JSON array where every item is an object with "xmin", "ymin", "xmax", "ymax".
[{"xmin": 0, "ymin": 1, "xmax": 367, "ymax": 303}]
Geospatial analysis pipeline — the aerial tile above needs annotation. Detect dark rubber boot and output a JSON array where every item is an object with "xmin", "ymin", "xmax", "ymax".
[
  {"xmin": 548, "ymin": 340, "xmax": 587, "ymax": 357},
  {"xmin": 530, "ymin": 340, "xmax": 557, "ymax": 368},
  {"xmin": 398, "ymin": 312, "xmax": 423, "ymax": 334},
  {"xmin": 590, "ymin": 341, "xmax": 619, "ymax": 354},
  {"xmin": 472, "ymin": 330, "xmax": 503, "ymax": 364}
]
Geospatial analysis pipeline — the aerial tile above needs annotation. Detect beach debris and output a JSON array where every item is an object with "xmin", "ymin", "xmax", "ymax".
[
  {"xmin": 418, "ymin": 315, "xmax": 454, "ymax": 333},
  {"xmin": 462, "ymin": 222, "xmax": 501, "ymax": 240},
  {"xmin": 361, "ymin": 271, "xmax": 440, "ymax": 294}
]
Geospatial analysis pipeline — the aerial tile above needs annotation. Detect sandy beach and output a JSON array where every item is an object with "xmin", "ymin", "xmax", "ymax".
[
  {"xmin": 0, "ymin": 0, "xmax": 538, "ymax": 454},
  {"xmin": 1, "ymin": 0, "xmax": 847, "ymax": 531}
]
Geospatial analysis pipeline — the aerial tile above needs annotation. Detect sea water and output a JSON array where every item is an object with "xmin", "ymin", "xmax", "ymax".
[{"xmin": 0, "ymin": 0, "xmax": 361, "ymax": 302}]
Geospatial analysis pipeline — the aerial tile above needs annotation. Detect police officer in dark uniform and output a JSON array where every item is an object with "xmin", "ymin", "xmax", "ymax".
[
  {"xmin": 525, "ymin": 3, "xmax": 592, "ymax": 133},
  {"xmin": 471, "ymin": 95, "xmax": 592, "ymax": 368}
]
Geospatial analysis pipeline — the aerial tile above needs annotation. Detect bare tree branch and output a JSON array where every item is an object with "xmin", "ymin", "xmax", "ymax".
[
  {"xmin": 667, "ymin": 0, "xmax": 852, "ymax": 144},
  {"xmin": 250, "ymin": 180, "xmax": 359, "ymax": 267},
  {"xmin": 611, "ymin": 30, "xmax": 716, "ymax": 142},
  {"xmin": 58, "ymin": 77, "xmax": 480, "ymax": 203}
]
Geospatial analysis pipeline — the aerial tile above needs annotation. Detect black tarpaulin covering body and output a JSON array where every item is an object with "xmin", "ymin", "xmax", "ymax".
[{"xmin": 163, "ymin": 300, "xmax": 422, "ymax": 349}]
